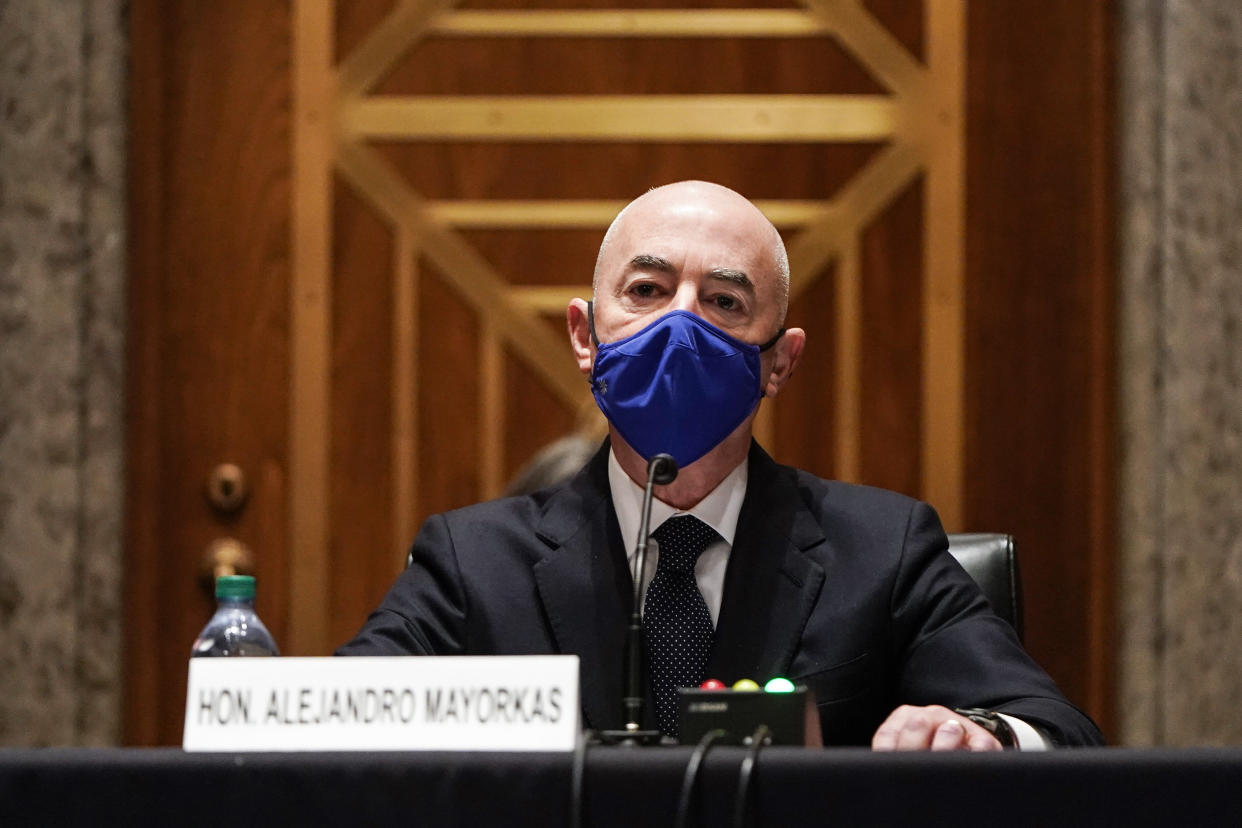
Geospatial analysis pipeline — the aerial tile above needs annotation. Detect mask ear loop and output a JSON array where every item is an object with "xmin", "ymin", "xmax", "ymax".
[
  {"xmin": 587, "ymin": 300, "xmax": 600, "ymax": 347},
  {"xmin": 757, "ymin": 327, "xmax": 786, "ymax": 352}
]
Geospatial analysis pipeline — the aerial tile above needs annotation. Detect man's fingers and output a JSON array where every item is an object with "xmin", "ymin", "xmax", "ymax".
[
  {"xmin": 872, "ymin": 705, "xmax": 944, "ymax": 750},
  {"xmin": 871, "ymin": 720, "xmax": 899, "ymax": 751},
  {"xmin": 965, "ymin": 726, "xmax": 1004, "ymax": 752},
  {"xmin": 872, "ymin": 705, "xmax": 1006, "ymax": 751},
  {"xmin": 930, "ymin": 718, "xmax": 967, "ymax": 750},
  {"xmin": 871, "ymin": 707, "xmax": 908, "ymax": 750},
  {"xmin": 894, "ymin": 709, "xmax": 938, "ymax": 749},
  {"xmin": 935, "ymin": 719, "xmax": 1003, "ymax": 751}
]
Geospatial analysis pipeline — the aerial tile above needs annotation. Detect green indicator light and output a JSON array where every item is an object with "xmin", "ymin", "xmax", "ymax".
[{"xmin": 764, "ymin": 677, "xmax": 796, "ymax": 693}]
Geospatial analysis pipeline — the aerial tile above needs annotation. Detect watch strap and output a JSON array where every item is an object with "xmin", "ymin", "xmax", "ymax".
[{"xmin": 954, "ymin": 707, "xmax": 1017, "ymax": 748}]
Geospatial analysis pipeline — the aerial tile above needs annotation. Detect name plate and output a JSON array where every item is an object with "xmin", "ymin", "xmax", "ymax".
[{"xmin": 183, "ymin": 656, "xmax": 580, "ymax": 752}]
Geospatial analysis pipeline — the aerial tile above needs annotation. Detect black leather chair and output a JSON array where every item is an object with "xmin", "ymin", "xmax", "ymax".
[{"xmin": 946, "ymin": 533, "xmax": 1023, "ymax": 641}]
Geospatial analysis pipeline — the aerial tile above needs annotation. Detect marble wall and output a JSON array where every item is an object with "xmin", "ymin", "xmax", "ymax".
[
  {"xmin": 1120, "ymin": 0, "xmax": 1242, "ymax": 746},
  {"xmin": 0, "ymin": 0, "xmax": 127, "ymax": 745}
]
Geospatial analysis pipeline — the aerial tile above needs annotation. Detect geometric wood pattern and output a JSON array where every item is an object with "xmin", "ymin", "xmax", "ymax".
[
  {"xmin": 126, "ymin": 0, "xmax": 1115, "ymax": 745},
  {"xmin": 290, "ymin": 0, "xmax": 964, "ymax": 656}
]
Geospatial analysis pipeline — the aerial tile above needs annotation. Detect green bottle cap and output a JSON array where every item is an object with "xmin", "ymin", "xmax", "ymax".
[{"xmin": 216, "ymin": 574, "xmax": 256, "ymax": 600}]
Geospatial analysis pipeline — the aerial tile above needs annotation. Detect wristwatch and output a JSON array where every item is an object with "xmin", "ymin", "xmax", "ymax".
[{"xmin": 954, "ymin": 707, "xmax": 1016, "ymax": 748}]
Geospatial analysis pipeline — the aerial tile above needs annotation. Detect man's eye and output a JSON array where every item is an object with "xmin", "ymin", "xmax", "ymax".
[
  {"xmin": 714, "ymin": 294, "xmax": 737, "ymax": 311},
  {"xmin": 631, "ymin": 284, "xmax": 657, "ymax": 298}
]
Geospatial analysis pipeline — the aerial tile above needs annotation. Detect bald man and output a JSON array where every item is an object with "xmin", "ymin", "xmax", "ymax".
[{"xmin": 339, "ymin": 182, "xmax": 1103, "ymax": 750}]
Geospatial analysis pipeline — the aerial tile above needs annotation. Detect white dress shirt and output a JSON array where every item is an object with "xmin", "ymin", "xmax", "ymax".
[
  {"xmin": 608, "ymin": 449, "xmax": 746, "ymax": 626},
  {"xmin": 605, "ymin": 447, "xmax": 1047, "ymax": 750}
]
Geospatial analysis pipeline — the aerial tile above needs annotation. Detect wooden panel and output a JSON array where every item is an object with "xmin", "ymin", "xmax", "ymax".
[
  {"xmin": 859, "ymin": 176, "xmax": 924, "ymax": 497},
  {"xmin": 329, "ymin": 181, "xmax": 398, "ymax": 646},
  {"xmin": 323, "ymin": 0, "xmax": 954, "ymax": 564},
  {"xmin": 325, "ymin": 0, "xmax": 953, "ymax": 538},
  {"xmin": 126, "ymin": 0, "xmax": 1115, "ymax": 747},
  {"xmin": 376, "ymin": 37, "xmax": 885, "ymax": 95},
  {"xmin": 964, "ymin": 0, "xmax": 1117, "ymax": 738},
  {"xmin": 373, "ymin": 142, "xmax": 885, "ymax": 201},
  {"xmin": 774, "ymin": 261, "xmax": 838, "ymax": 480},
  {"xmin": 416, "ymin": 259, "xmax": 482, "ymax": 518},
  {"xmin": 289, "ymin": 0, "xmax": 335, "ymax": 658},
  {"xmin": 503, "ymin": 345, "xmax": 579, "ymax": 489},
  {"xmin": 125, "ymin": 0, "xmax": 291, "ymax": 745},
  {"xmin": 124, "ymin": 0, "xmax": 167, "ymax": 749}
]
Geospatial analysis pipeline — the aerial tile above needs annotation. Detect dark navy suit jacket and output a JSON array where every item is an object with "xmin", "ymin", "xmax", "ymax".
[{"xmin": 338, "ymin": 441, "xmax": 1102, "ymax": 746}]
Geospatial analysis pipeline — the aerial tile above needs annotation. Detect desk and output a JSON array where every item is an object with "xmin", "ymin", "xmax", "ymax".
[{"xmin": 2, "ymin": 747, "xmax": 1240, "ymax": 826}]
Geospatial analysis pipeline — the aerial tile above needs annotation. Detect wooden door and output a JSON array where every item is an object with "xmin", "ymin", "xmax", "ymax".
[{"xmin": 127, "ymin": 0, "xmax": 1115, "ymax": 745}]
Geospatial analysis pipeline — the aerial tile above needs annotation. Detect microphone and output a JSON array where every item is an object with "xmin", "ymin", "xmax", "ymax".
[{"xmin": 602, "ymin": 452, "xmax": 677, "ymax": 745}]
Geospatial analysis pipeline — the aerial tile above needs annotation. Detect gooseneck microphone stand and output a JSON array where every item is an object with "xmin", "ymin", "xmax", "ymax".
[{"xmin": 598, "ymin": 452, "xmax": 678, "ymax": 746}]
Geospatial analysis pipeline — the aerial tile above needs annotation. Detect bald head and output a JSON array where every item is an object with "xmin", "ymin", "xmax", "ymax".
[
  {"xmin": 593, "ymin": 181, "xmax": 791, "ymax": 322},
  {"xmin": 567, "ymin": 180, "xmax": 808, "ymax": 492}
]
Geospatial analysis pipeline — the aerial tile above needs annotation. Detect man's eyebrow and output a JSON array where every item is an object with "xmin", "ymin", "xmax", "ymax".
[
  {"xmin": 628, "ymin": 254, "xmax": 675, "ymax": 273},
  {"xmin": 707, "ymin": 268, "xmax": 755, "ymax": 293},
  {"xmin": 625, "ymin": 257, "xmax": 754, "ymax": 294}
]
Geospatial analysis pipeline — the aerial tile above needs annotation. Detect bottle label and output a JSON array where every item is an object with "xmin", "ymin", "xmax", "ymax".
[{"xmin": 182, "ymin": 656, "xmax": 580, "ymax": 752}]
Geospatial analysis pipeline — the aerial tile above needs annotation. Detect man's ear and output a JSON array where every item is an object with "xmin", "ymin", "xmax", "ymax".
[
  {"xmin": 763, "ymin": 327, "xmax": 806, "ymax": 398},
  {"xmin": 566, "ymin": 298, "xmax": 595, "ymax": 376}
]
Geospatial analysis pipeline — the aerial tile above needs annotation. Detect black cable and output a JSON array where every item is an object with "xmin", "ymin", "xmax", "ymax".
[
  {"xmin": 570, "ymin": 729, "xmax": 595, "ymax": 828},
  {"xmin": 731, "ymin": 724, "xmax": 771, "ymax": 828},
  {"xmin": 673, "ymin": 729, "xmax": 731, "ymax": 828}
]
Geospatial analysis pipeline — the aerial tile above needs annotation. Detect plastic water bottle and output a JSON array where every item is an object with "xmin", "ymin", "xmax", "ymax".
[{"xmin": 191, "ymin": 574, "xmax": 280, "ymax": 657}]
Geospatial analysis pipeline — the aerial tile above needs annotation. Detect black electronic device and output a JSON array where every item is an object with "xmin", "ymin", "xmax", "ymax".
[{"xmin": 677, "ymin": 685, "xmax": 820, "ymax": 746}]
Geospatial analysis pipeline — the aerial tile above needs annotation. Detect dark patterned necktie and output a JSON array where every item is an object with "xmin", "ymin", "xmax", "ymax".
[{"xmin": 644, "ymin": 514, "xmax": 718, "ymax": 738}]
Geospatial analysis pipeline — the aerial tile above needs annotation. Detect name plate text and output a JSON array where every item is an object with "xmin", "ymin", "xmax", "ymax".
[{"xmin": 183, "ymin": 656, "xmax": 580, "ymax": 752}]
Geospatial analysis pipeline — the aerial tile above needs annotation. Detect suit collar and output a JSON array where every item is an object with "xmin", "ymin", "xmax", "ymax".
[
  {"xmin": 708, "ymin": 442, "xmax": 827, "ymax": 683},
  {"xmin": 529, "ymin": 439, "xmax": 828, "ymax": 727},
  {"xmin": 531, "ymin": 441, "xmax": 631, "ymax": 730}
]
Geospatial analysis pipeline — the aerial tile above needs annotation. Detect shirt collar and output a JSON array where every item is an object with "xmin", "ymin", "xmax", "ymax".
[{"xmin": 608, "ymin": 448, "xmax": 748, "ymax": 557}]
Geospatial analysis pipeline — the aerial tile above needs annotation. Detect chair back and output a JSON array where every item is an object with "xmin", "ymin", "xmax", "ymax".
[{"xmin": 947, "ymin": 533, "xmax": 1023, "ymax": 641}]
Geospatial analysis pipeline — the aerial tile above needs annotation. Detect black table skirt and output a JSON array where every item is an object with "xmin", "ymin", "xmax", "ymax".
[{"xmin": 2, "ymin": 746, "xmax": 1240, "ymax": 827}]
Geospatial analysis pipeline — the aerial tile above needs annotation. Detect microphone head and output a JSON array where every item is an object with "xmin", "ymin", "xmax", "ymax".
[{"xmin": 648, "ymin": 453, "xmax": 679, "ymax": 486}]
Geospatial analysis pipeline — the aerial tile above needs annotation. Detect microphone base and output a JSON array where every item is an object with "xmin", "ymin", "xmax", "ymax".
[{"xmin": 594, "ymin": 728, "xmax": 668, "ymax": 747}]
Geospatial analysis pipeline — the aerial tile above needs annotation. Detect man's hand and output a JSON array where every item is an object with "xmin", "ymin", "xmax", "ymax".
[{"xmin": 871, "ymin": 704, "xmax": 1003, "ymax": 751}]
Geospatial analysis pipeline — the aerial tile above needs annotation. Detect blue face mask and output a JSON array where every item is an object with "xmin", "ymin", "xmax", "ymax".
[{"xmin": 588, "ymin": 303, "xmax": 784, "ymax": 468}]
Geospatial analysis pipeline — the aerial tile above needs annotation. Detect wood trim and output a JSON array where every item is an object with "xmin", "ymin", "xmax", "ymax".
[
  {"xmin": 920, "ymin": 0, "xmax": 966, "ymax": 531},
  {"xmin": 343, "ymin": 95, "xmax": 898, "ymax": 143},
  {"xmin": 289, "ymin": 0, "xmax": 335, "ymax": 655},
  {"xmin": 1085, "ymin": 0, "xmax": 1119, "ymax": 743},
  {"xmin": 786, "ymin": 142, "xmax": 923, "ymax": 301},
  {"xmin": 123, "ymin": 0, "xmax": 168, "ymax": 746},
  {"xmin": 834, "ymin": 238, "xmax": 862, "ymax": 482},
  {"xmin": 336, "ymin": 0, "xmax": 458, "ymax": 98},
  {"xmin": 480, "ymin": 324, "xmax": 505, "ymax": 499},
  {"xmin": 426, "ymin": 9, "xmax": 833, "ymax": 38},
  {"xmin": 422, "ymin": 200, "xmax": 828, "ymax": 229},
  {"xmin": 802, "ymin": 0, "xmax": 928, "ymax": 99},
  {"xmin": 334, "ymin": 143, "xmax": 585, "ymax": 409},
  {"xmin": 392, "ymin": 230, "xmax": 419, "ymax": 567}
]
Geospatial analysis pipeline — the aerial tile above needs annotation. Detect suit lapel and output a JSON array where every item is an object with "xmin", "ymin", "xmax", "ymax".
[
  {"xmin": 531, "ymin": 444, "xmax": 631, "ymax": 731},
  {"xmin": 709, "ymin": 443, "xmax": 827, "ymax": 683}
]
